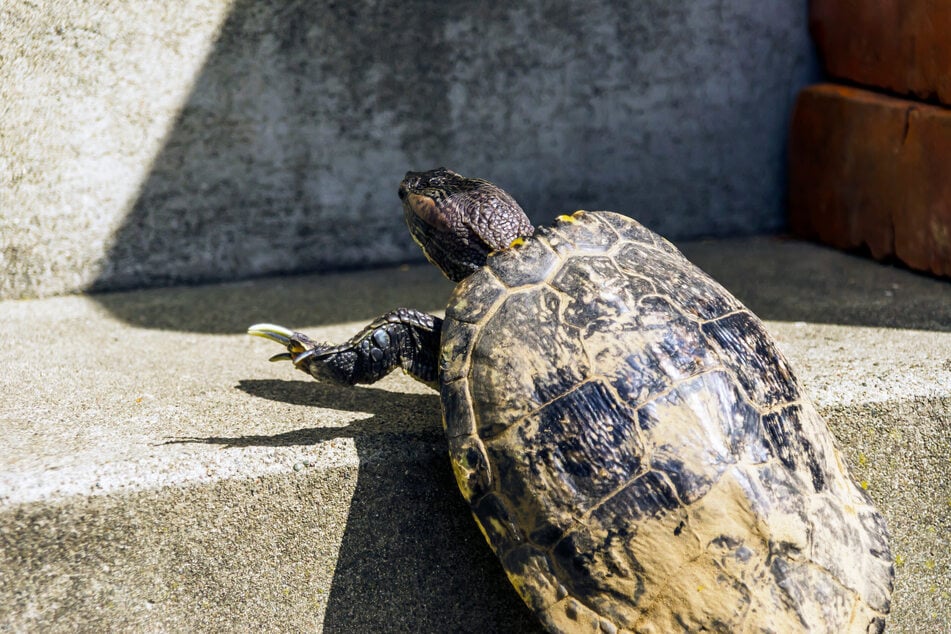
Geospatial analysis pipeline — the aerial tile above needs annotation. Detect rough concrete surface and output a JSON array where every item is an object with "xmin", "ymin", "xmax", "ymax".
[
  {"xmin": 1, "ymin": 238, "xmax": 949, "ymax": 632},
  {"xmin": 1, "ymin": 1, "xmax": 817, "ymax": 299}
]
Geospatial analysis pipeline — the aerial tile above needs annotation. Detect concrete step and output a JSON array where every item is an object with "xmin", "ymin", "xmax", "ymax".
[{"xmin": 1, "ymin": 238, "xmax": 949, "ymax": 632}]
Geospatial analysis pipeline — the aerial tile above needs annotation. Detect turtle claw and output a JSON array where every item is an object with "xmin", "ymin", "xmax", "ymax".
[
  {"xmin": 248, "ymin": 323, "xmax": 319, "ymax": 367},
  {"xmin": 247, "ymin": 323, "xmax": 295, "ymax": 346}
]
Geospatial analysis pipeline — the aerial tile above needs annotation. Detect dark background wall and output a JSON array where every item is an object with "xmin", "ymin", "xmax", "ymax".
[{"xmin": 2, "ymin": 1, "xmax": 818, "ymax": 298}]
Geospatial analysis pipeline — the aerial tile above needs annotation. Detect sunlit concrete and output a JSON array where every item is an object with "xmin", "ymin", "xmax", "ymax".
[{"xmin": 0, "ymin": 238, "xmax": 948, "ymax": 631}]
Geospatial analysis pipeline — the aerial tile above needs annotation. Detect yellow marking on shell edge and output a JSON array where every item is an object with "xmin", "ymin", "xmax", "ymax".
[
  {"xmin": 505, "ymin": 568, "xmax": 535, "ymax": 608},
  {"xmin": 509, "ymin": 236, "xmax": 526, "ymax": 248},
  {"xmin": 450, "ymin": 457, "xmax": 473, "ymax": 500},
  {"xmin": 471, "ymin": 512, "xmax": 493, "ymax": 548},
  {"xmin": 860, "ymin": 480, "xmax": 869, "ymax": 490},
  {"xmin": 557, "ymin": 210, "xmax": 588, "ymax": 223},
  {"xmin": 468, "ymin": 503, "xmax": 533, "ymax": 609},
  {"xmin": 894, "ymin": 554, "xmax": 905, "ymax": 566}
]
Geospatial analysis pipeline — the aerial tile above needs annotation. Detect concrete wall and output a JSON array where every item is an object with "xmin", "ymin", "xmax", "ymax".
[{"xmin": 1, "ymin": 1, "xmax": 818, "ymax": 299}]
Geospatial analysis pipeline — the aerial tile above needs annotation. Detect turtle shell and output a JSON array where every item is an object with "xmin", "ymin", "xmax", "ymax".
[{"xmin": 439, "ymin": 211, "xmax": 893, "ymax": 633}]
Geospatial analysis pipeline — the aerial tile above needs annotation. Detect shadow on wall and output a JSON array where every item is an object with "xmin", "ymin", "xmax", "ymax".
[{"xmin": 89, "ymin": 0, "xmax": 819, "ymax": 331}]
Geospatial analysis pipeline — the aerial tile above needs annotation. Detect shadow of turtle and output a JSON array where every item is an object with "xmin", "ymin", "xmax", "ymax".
[{"xmin": 174, "ymin": 379, "xmax": 542, "ymax": 633}]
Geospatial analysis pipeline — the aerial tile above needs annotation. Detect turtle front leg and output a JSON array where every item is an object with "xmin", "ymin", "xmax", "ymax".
[{"xmin": 248, "ymin": 308, "xmax": 443, "ymax": 390}]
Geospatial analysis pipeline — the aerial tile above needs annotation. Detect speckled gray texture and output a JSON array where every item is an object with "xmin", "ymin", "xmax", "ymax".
[
  {"xmin": 1, "ymin": 1, "xmax": 817, "ymax": 299},
  {"xmin": 0, "ymin": 238, "xmax": 948, "ymax": 632}
]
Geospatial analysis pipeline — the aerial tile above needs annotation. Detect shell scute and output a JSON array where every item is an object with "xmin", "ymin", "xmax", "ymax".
[
  {"xmin": 445, "ymin": 268, "xmax": 506, "ymax": 324},
  {"xmin": 501, "ymin": 544, "xmax": 565, "ymax": 613},
  {"xmin": 552, "ymin": 256, "xmax": 653, "ymax": 331},
  {"xmin": 446, "ymin": 432, "xmax": 491, "ymax": 502},
  {"xmin": 441, "ymin": 378, "xmax": 475, "ymax": 438},
  {"xmin": 762, "ymin": 404, "xmax": 828, "ymax": 493},
  {"xmin": 472, "ymin": 492, "xmax": 526, "ymax": 555},
  {"xmin": 614, "ymin": 242, "xmax": 743, "ymax": 321},
  {"xmin": 469, "ymin": 287, "xmax": 590, "ymax": 437},
  {"xmin": 586, "ymin": 211, "xmax": 668, "ymax": 252},
  {"xmin": 488, "ymin": 234, "xmax": 559, "ymax": 287},
  {"xmin": 486, "ymin": 379, "xmax": 646, "ymax": 538},
  {"xmin": 588, "ymin": 470, "xmax": 682, "ymax": 526},
  {"xmin": 598, "ymin": 296, "xmax": 720, "ymax": 407},
  {"xmin": 638, "ymin": 371, "xmax": 753, "ymax": 505},
  {"xmin": 808, "ymin": 494, "xmax": 894, "ymax": 613},
  {"xmin": 553, "ymin": 483, "xmax": 699, "ymax": 625},
  {"xmin": 543, "ymin": 211, "xmax": 617, "ymax": 254},
  {"xmin": 439, "ymin": 321, "xmax": 477, "ymax": 383},
  {"xmin": 701, "ymin": 312, "xmax": 800, "ymax": 409}
]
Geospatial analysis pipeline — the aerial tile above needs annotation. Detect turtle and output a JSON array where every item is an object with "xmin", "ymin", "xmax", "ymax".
[{"xmin": 248, "ymin": 168, "xmax": 893, "ymax": 633}]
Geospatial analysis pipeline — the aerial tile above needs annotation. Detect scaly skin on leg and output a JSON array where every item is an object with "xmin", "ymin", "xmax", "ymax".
[{"xmin": 249, "ymin": 308, "xmax": 443, "ymax": 390}]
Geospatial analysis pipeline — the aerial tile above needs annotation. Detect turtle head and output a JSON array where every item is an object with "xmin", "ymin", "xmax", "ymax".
[{"xmin": 399, "ymin": 167, "xmax": 534, "ymax": 282}]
